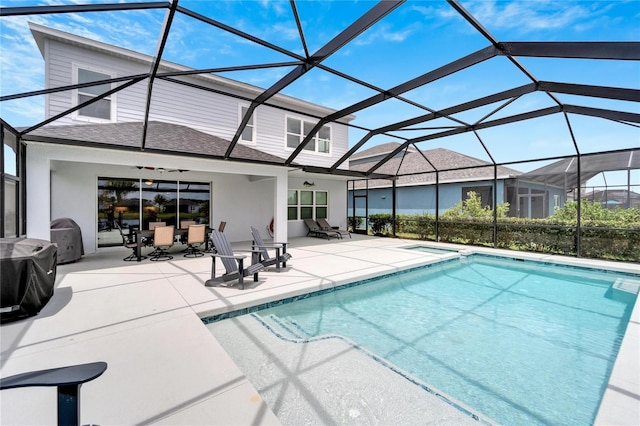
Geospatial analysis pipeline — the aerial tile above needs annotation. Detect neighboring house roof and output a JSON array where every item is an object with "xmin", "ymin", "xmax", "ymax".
[
  {"xmin": 22, "ymin": 121, "xmax": 292, "ymax": 166},
  {"xmin": 582, "ymin": 189, "xmax": 640, "ymax": 207},
  {"xmin": 519, "ymin": 151, "xmax": 640, "ymax": 188},
  {"xmin": 350, "ymin": 142, "xmax": 521, "ymax": 188}
]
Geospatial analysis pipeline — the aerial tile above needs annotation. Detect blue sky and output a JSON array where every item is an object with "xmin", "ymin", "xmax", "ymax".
[{"xmin": 1, "ymin": 0, "xmax": 639, "ymax": 185}]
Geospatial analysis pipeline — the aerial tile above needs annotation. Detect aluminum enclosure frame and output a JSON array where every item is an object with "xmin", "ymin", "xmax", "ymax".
[{"xmin": 1, "ymin": 0, "xmax": 639, "ymax": 251}]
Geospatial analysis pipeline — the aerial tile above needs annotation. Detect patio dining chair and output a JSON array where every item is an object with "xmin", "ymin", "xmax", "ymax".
[
  {"xmin": 179, "ymin": 220, "xmax": 197, "ymax": 243},
  {"xmin": 116, "ymin": 223, "xmax": 145, "ymax": 261},
  {"xmin": 183, "ymin": 224, "xmax": 206, "ymax": 257},
  {"xmin": 206, "ymin": 230, "xmax": 264, "ymax": 289},
  {"xmin": 148, "ymin": 221, "xmax": 166, "ymax": 230},
  {"xmin": 148, "ymin": 225, "xmax": 174, "ymax": 261},
  {"xmin": 250, "ymin": 226, "xmax": 291, "ymax": 272},
  {"xmin": 180, "ymin": 220, "xmax": 196, "ymax": 229}
]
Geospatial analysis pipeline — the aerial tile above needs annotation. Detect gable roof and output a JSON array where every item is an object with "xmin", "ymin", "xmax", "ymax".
[
  {"xmin": 350, "ymin": 142, "xmax": 521, "ymax": 188},
  {"xmin": 28, "ymin": 22, "xmax": 352, "ymax": 122},
  {"xmin": 22, "ymin": 121, "xmax": 291, "ymax": 166}
]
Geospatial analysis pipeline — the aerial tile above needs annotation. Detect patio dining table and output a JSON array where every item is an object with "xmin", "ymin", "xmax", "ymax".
[{"xmin": 133, "ymin": 226, "xmax": 211, "ymax": 262}]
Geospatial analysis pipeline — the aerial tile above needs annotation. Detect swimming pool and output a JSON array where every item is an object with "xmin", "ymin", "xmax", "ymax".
[{"xmin": 206, "ymin": 254, "xmax": 638, "ymax": 425}]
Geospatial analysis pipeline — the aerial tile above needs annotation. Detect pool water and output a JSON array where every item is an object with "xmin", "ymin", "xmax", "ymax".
[{"xmin": 255, "ymin": 255, "xmax": 638, "ymax": 425}]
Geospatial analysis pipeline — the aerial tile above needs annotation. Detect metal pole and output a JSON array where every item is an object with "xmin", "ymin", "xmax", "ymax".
[
  {"xmin": 493, "ymin": 164, "xmax": 498, "ymax": 248},
  {"xmin": 435, "ymin": 172, "xmax": 440, "ymax": 241},
  {"xmin": 392, "ymin": 178, "xmax": 397, "ymax": 237}
]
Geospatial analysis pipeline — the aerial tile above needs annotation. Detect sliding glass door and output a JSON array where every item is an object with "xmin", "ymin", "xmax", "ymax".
[{"xmin": 97, "ymin": 177, "xmax": 210, "ymax": 248}]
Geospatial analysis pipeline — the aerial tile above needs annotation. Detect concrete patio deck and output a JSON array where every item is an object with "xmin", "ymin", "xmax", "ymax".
[{"xmin": 1, "ymin": 235, "xmax": 638, "ymax": 425}]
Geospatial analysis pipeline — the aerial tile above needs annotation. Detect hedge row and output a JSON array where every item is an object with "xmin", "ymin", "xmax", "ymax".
[{"xmin": 358, "ymin": 212, "xmax": 639, "ymax": 262}]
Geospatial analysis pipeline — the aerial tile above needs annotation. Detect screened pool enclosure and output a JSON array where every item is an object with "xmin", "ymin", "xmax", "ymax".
[{"xmin": 1, "ymin": 0, "xmax": 638, "ymax": 260}]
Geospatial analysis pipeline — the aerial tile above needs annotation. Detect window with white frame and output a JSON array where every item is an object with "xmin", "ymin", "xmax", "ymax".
[
  {"xmin": 74, "ymin": 65, "xmax": 114, "ymax": 121},
  {"xmin": 286, "ymin": 117, "xmax": 330, "ymax": 154},
  {"xmin": 288, "ymin": 189, "xmax": 328, "ymax": 220},
  {"xmin": 239, "ymin": 105, "xmax": 255, "ymax": 144}
]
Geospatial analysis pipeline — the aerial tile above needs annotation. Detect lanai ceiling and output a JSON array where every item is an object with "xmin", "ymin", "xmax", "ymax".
[{"xmin": 1, "ymin": 0, "xmax": 639, "ymax": 180}]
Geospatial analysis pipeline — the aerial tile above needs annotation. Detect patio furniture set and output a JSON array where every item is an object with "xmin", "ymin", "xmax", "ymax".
[
  {"xmin": 116, "ymin": 221, "xmax": 213, "ymax": 262},
  {"xmin": 116, "ymin": 218, "xmax": 350, "ymax": 290}
]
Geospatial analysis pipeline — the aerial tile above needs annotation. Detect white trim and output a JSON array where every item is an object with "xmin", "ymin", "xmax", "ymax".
[
  {"xmin": 284, "ymin": 114, "xmax": 332, "ymax": 156},
  {"xmin": 238, "ymin": 103, "xmax": 256, "ymax": 146},
  {"xmin": 71, "ymin": 63, "xmax": 117, "ymax": 123},
  {"xmin": 287, "ymin": 188, "xmax": 329, "ymax": 221}
]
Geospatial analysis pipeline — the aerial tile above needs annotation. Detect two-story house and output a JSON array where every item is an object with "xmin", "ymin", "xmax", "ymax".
[{"xmin": 20, "ymin": 22, "xmax": 355, "ymax": 253}]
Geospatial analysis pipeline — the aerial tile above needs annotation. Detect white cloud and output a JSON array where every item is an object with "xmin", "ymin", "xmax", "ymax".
[
  {"xmin": 354, "ymin": 22, "xmax": 416, "ymax": 46},
  {"xmin": 461, "ymin": 0, "xmax": 593, "ymax": 34}
]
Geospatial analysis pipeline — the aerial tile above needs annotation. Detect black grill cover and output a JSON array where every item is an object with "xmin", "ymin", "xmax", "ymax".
[{"xmin": 1, "ymin": 238, "xmax": 57, "ymax": 322}]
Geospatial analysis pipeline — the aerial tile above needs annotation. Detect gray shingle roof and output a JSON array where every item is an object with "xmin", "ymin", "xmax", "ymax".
[
  {"xmin": 22, "ymin": 121, "xmax": 289, "ymax": 165},
  {"xmin": 350, "ymin": 142, "xmax": 415, "ymax": 160},
  {"xmin": 350, "ymin": 142, "xmax": 521, "ymax": 188}
]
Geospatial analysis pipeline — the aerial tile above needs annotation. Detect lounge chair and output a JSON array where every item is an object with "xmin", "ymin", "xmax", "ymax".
[
  {"xmin": 316, "ymin": 218, "xmax": 351, "ymax": 239},
  {"xmin": 206, "ymin": 230, "xmax": 264, "ymax": 289},
  {"xmin": 250, "ymin": 225, "xmax": 292, "ymax": 272},
  {"xmin": 304, "ymin": 218, "xmax": 340, "ymax": 240}
]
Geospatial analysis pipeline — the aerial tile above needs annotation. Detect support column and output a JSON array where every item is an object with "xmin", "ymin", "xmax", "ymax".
[
  {"xmin": 274, "ymin": 171, "xmax": 288, "ymax": 242},
  {"xmin": 26, "ymin": 150, "xmax": 51, "ymax": 240}
]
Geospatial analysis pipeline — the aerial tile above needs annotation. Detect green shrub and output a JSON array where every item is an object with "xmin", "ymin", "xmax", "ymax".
[
  {"xmin": 348, "ymin": 216, "xmax": 363, "ymax": 231},
  {"xmin": 369, "ymin": 213, "xmax": 393, "ymax": 235},
  {"xmin": 361, "ymin": 196, "xmax": 639, "ymax": 262}
]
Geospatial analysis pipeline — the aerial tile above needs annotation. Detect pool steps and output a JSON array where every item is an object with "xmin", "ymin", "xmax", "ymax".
[
  {"xmin": 612, "ymin": 278, "xmax": 640, "ymax": 295},
  {"xmin": 253, "ymin": 313, "xmax": 495, "ymax": 425},
  {"xmin": 265, "ymin": 314, "xmax": 312, "ymax": 340}
]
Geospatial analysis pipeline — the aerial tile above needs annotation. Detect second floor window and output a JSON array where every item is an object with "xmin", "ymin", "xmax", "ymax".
[
  {"xmin": 286, "ymin": 117, "xmax": 331, "ymax": 154},
  {"xmin": 76, "ymin": 67, "xmax": 113, "ymax": 121},
  {"xmin": 240, "ymin": 105, "xmax": 255, "ymax": 144}
]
